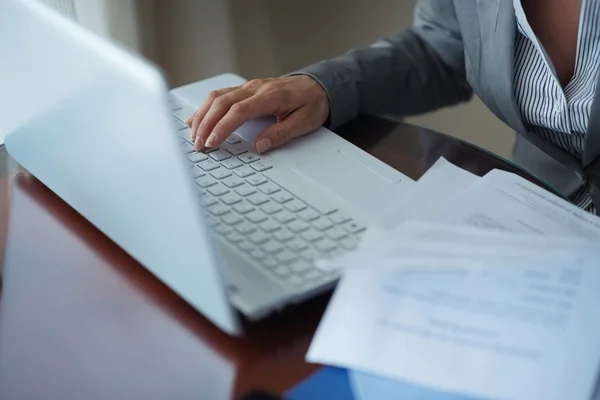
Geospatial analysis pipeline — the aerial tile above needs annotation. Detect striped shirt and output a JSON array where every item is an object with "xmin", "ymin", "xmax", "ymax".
[{"xmin": 513, "ymin": 0, "xmax": 600, "ymax": 214}]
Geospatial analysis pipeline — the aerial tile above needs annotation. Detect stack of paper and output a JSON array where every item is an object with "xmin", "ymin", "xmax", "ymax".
[{"xmin": 308, "ymin": 158, "xmax": 600, "ymax": 400}]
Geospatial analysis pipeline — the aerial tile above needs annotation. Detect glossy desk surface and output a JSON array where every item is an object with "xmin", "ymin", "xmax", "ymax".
[{"xmin": 0, "ymin": 116, "xmax": 553, "ymax": 400}]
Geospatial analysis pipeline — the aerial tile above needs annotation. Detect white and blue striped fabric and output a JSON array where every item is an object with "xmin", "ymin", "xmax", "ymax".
[{"xmin": 513, "ymin": 0, "xmax": 600, "ymax": 213}]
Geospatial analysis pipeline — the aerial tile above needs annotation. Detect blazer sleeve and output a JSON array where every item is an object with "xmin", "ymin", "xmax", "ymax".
[{"xmin": 292, "ymin": 0, "xmax": 473, "ymax": 129}]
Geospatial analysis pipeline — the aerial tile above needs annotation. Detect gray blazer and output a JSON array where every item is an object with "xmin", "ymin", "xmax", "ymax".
[{"xmin": 296, "ymin": 0, "xmax": 600, "ymax": 207}]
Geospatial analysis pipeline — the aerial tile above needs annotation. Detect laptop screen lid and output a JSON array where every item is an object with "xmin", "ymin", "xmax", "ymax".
[{"xmin": 0, "ymin": 0, "xmax": 240, "ymax": 335}]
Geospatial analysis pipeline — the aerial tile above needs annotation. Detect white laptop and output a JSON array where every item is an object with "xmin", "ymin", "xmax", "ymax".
[{"xmin": 0, "ymin": 0, "xmax": 413, "ymax": 335}]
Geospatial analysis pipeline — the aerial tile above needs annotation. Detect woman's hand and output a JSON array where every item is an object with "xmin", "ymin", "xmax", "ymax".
[{"xmin": 186, "ymin": 75, "xmax": 329, "ymax": 153}]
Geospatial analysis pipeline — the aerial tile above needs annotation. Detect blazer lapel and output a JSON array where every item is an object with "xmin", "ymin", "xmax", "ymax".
[
  {"xmin": 482, "ymin": 0, "xmax": 528, "ymax": 134},
  {"xmin": 583, "ymin": 72, "xmax": 600, "ymax": 165}
]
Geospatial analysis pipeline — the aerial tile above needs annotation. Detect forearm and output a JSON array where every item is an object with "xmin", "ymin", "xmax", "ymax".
[{"xmin": 296, "ymin": 27, "xmax": 472, "ymax": 129}]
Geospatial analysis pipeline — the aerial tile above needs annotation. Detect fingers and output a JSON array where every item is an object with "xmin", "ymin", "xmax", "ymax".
[
  {"xmin": 188, "ymin": 87, "xmax": 237, "ymax": 146},
  {"xmin": 204, "ymin": 95, "xmax": 277, "ymax": 148},
  {"xmin": 192, "ymin": 89, "xmax": 255, "ymax": 150},
  {"xmin": 255, "ymin": 111, "xmax": 311, "ymax": 153}
]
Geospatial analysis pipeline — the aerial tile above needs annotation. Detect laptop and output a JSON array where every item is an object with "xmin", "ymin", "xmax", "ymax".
[{"xmin": 0, "ymin": 0, "xmax": 413, "ymax": 335}]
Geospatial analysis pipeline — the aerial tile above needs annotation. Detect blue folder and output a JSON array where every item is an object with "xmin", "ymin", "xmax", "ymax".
[
  {"xmin": 285, "ymin": 367, "xmax": 355, "ymax": 400},
  {"xmin": 286, "ymin": 367, "xmax": 479, "ymax": 400}
]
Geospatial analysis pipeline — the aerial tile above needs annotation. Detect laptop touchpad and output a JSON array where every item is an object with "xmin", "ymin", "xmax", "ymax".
[{"xmin": 288, "ymin": 146, "xmax": 408, "ymax": 214}]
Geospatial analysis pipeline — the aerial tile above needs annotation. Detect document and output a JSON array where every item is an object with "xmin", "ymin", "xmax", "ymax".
[
  {"xmin": 308, "ymin": 246, "xmax": 600, "ymax": 400},
  {"xmin": 424, "ymin": 169, "xmax": 600, "ymax": 239},
  {"xmin": 378, "ymin": 157, "xmax": 479, "ymax": 229},
  {"xmin": 317, "ymin": 158, "xmax": 479, "ymax": 272}
]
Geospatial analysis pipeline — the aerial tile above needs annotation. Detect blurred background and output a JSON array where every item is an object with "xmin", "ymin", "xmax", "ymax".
[{"xmin": 42, "ymin": 0, "xmax": 516, "ymax": 158}]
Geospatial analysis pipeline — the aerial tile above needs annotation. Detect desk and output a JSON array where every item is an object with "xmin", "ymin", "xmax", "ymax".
[{"xmin": 0, "ymin": 116, "xmax": 554, "ymax": 400}]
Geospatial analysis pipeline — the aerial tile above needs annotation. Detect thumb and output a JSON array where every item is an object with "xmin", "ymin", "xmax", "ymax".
[{"xmin": 255, "ymin": 113, "xmax": 310, "ymax": 154}]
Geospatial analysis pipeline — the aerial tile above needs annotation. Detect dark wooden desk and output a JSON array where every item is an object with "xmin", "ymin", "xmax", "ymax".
[{"xmin": 0, "ymin": 116, "xmax": 554, "ymax": 400}]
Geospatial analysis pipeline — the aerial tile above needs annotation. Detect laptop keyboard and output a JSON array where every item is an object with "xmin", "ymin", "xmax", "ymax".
[{"xmin": 171, "ymin": 101, "xmax": 366, "ymax": 291}]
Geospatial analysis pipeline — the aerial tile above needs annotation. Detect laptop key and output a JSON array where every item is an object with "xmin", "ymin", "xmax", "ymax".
[
  {"xmin": 224, "ymin": 145, "xmax": 247, "ymax": 156},
  {"xmin": 205, "ymin": 214, "xmax": 220, "ymax": 227},
  {"xmin": 174, "ymin": 118, "xmax": 187, "ymax": 130},
  {"xmin": 329, "ymin": 212, "xmax": 352, "ymax": 224},
  {"xmin": 233, "ymin": 165, "xmax": 255, "ymax": 178},
  {"xmin": 259, "ymin": 218, "xmax": 281, "ymax": 233},
  {"xmin": 300, "ymin": 229, "xmax": 324, "ymax": 242},
  {"xmin": 220, "ymin": 192, "xmax": 242, "ymax": 206},
  {"xmin": 221, "ymin": 158, "xmax": 243, "ymax": 170},
  {"xmin": 284, "ymin": 199, "xmax": 307, "ymax": 213},
  {"xmin": 312, "ymin": 217, "xmax": 334, "ymax": 231},
  {"xmin": 287, "ymin": 238, "xmax": 309, "ymax": 252},
  {"xmin": 315, "ymin": 238, "xmax": 338, "ymax": 253},
  {"xmin": 221, "ymin": 213, "xmax": 243, "ymax": 225},
  {"xmin": 250, "ymin": 249, "xmax": 266, "ymax": 260},
  {"xmin": 235, "ymin": 222, "xmax": 256, "ymax": 235},
  {"xmin": 271, "ymin": 191, "xmax": 294, "ymax": 204},
  {"xmin": 233, "ymin": 201, "xmax": 255, "ymax": 214},
  {"xmin": 288, "ymin": 219, "xmax": 310, "ymax": 233},
  {"xmin": 326, "ymin": 227, "xmax": 348, "ymax": 241},
  {"xmin": 272, "ymin": 229, "xmax": 295, "ymax": 242},
  {"xmin": 262, "ymin": 257, "xmax": 277, "ymax": 269},
  {"xmin": 300, "ymin": 248, "xmax": 321, "ymax": 261},
  {"xmin": 304, "ymin": 269, "xmax": 322, "ymax": 281},
  {"xmin": 345, "ymin": 222, "xmax": 366, "ymax": 234},
  {"xmin": 207, "ymin": 184, "xmax": 229, "ymax": 197},
  {"xmin": 182, "ymin": 141, "xmax": 196, "ymax": 154},
  {"xmin": 258, "ymin": 182, "xmax": 280, "ymax": 195},
  {"xmin": 187, "ymin": 152, "xmax": 209, "ymax": 163},
  {"xmin": 297, "ymin": 208, "xmax": 320, "ymax": 222},
  {"xmin": 207, "ymin": 203, "xmax": 230, "ymax": 216},
  {"xmin": 225, "ymin": 135, "xmax": 242, "ymax": 145},
  {"xmin": 214, "ymin": 225, "xmax": 231, "ymax": 235},
  {"xmin": 250, "ymin": 161, "xmax": 272, "ymax": 172},
  {"xmin": 239, "ymin": 153, "xmax": 260, "ymax": 164},
  {"xmin": 202, "ymin": 147, "xmax": 219, "ymax": 154},
  {"xmin": 290, "ymin": 260, "xmax": 311, "ymax": 273},
  {"xmin": 238, "ymin": 240, "xmax": 254, "ymax": 251},
  {"xmin": 248, "ymin": 231, "xmax": 270, "ymax": 245},
  {"xmin": 210, "ymin": 169, "xmax": 232, "ymax": 180},
  {"xmin": 191, "ymin": 167, "xmax": 206, "ymax": 179},
  {"xmin": 195, "ymin": 176, "xmax": 218, "ymax": 188},
  {"xmin": 199, "ymin": 194, "xmax": 218, "ymax": 207},
  {"xmin": 222, "ymin": 176, "xmax": 245, "ymax": 188},
  {"xmin": 262, "ymin": 240, "xmax": 285, "ymax": 254},
  {"xmin": 275, "ymin": 250, "xmax": 297, "ymax": 264},
  {"xmin": 234, "ymin": 184, "xmax": 257, "ymax": 197},
  {"xmin": 245, "ymin": 210, "xmax": 268, "ymax": 224},
  {"xmin": 260, "ymin": 202, "xmax": 283, "ymax": 215},
  {"xmin": 247, "ymin": 193, "xmax": 270, "ymax": 206},
  {"xmin": 273, "ymin": 210, "xmax": 296, "ymax": 224},
  {"xmin": 209, "ymin": 149, "xmax": 231, "ymax": 162},
  {"xmin": 246, "ymin": 175, "xmax": 268, "ymax": 186},
  {"xmin": 226, "ymin": 231, "xmax": 244, "ymax": 243},
  {"xmin": 198, "ymin": 159, "xmax": 220, "ymax": 171},
  {"xmin": 274, "ymin": 267, "xmax": 290, "ymax": 278}
]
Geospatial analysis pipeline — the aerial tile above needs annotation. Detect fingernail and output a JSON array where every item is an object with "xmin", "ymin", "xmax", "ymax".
[
  {"xmin": 205, "ymin": 134, "xmax": 216, "ymax": 148},
  {"xmin": 194, "ymin": 136, "xmax": 204, "ymax": 150},
  {"xmin": 256, "ymin": 138, "xmax": 272, "ymax": 153}
]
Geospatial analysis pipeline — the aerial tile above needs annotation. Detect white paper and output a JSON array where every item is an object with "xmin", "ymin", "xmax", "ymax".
[
  {"xmin": 378, "ymin": 157, "xmax": 479, "ymax": 229},
  {"xmin": 308, "ymin": 247, "xmax": 600, "ymax": 400},
  {"xmin": 316, "ymin": 158, "xmax": 479, "ymax": 272},
  {"xmin": 424, "ymin": 169, "xmax": 600, "ymax": 239}
]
